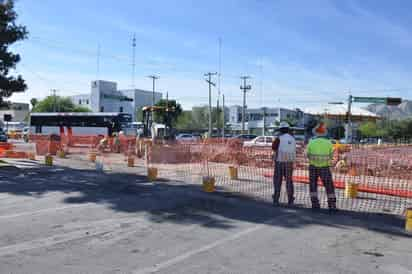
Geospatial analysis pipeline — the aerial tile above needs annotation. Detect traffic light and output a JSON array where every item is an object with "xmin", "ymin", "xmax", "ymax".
[{"xmin": 386, "ymin": 97, "xmax": 402, "ymax": 106}]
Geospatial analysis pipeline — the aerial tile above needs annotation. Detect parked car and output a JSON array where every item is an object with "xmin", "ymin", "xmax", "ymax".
[
  {"xmin": 243, "ymin": 136, "xmax": 275, "ymax": 147},
  {"xmin": 192, "ymin": 133, "xmax": 202, "ymax": 140},
  {"xmin": 176, "ymin": 133, "xmax": 197, "ymax": 142},
  {"xmin": 0, "ymin": 128, "xmax": 8, "ymax": 142},
  {"xmin": 232, "ymin": 134, "xmax": 258, "ymax": 142}
]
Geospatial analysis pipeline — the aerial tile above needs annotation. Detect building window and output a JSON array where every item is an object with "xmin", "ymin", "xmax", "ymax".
[
  {"xmin": 78, "ymin": 100, "xmax": 82, "ymax": 105},
  {"xmin": 100, "ymin": 106, "xmax": 104, "ymax": 112},
  {"xmin": 86, "ymin": 100, "xmax": 89, "ymax": 104},
  {"xmin": 119, "ymin": 107, "xmax": 123, "ymax": 113}
]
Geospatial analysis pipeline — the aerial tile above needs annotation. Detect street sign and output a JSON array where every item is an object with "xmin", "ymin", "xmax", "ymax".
[
  {"xmin": 386, "ymin": 97, "xmax": 402, "ymax": 106},
  {"xmin": 352, "ymin": 96, "xmax": 402, "ymax": 105},
  {"xmin": 352, "ymin": 97, "xmax": 387, "ymax": 104},
  {"xmin": 3, "ymin": 114, "xmax": 12, "ymax": 122}
]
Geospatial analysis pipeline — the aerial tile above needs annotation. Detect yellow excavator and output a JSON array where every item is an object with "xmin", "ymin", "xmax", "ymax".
[{"xmin": 141, "ymin": 106, "xmax": 176, "ymax": 140}]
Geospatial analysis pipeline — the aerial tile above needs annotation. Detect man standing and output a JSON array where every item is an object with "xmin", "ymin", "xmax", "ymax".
[
  {"xmin": 306, "ymin": 122, "xmax": 337, "ymax": 212},
  {"xmin": 272, "ymin": 122, "xmax": 296, "ymax": 206}
]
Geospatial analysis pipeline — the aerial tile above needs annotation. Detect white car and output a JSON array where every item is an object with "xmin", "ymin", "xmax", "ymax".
[
  {"xmin": 243, "ymin": 136, "xmax": 275, "ymax": 147},
  {"xmin": 176, "ymin": 133, "xmax": 197, "ymax": 142}
]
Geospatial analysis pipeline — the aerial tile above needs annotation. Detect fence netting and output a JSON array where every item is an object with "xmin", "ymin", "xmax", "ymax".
[{"xmin": 8, "ymin": 134, "xmax": 412, "ymax": 216}]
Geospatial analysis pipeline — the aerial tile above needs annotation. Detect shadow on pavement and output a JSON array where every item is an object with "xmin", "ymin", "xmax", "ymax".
[{"xmin": 0, "ymin": 164, "xmax": 409, "ymax": 238}]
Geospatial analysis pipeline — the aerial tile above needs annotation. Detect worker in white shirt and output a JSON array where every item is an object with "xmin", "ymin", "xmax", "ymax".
[{"xmin": 272, "ymin": 122, "xmax": 296, "ymax": 206}]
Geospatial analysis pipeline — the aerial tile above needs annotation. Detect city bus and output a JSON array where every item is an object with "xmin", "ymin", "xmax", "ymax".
[{"xmin": 29, "ymin": 112, "xmax": 133, "ymax": 136}]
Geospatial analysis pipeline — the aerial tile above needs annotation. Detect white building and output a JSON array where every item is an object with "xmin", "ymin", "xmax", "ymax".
[
  {"xmin": 70, "ymin": 80, "xmax": 162, "ymax": 121},
  {"xmin": 0, "ymin": 102, "xmax": 30, "ymax": 123},
  {"xmin": 228, "ymin": 105, "xmax": 304, "ymax": 133}
]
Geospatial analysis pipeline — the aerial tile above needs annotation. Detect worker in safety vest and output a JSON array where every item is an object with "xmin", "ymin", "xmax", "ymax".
[
  {"xmin": 272, "ymin": 122, "xmax": 296, "ymax": 206},
  {"xmin": 306, "ymin": 122, "xmax": 337, "ymax": 212}
]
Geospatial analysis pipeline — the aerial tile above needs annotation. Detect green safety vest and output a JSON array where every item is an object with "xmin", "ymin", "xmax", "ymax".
[{"xmin": 307, "ymin": 137, "xmax": 333, "ymax": 167}]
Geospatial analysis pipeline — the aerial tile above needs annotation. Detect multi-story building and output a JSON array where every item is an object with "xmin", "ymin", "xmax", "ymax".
[
  {"xmin": 0, "ymin": 102, "xmax": 30, "ymax": 123},
  {"xmin": 70, "ymin": 80, "xmax": 162, "ymax": 121}
]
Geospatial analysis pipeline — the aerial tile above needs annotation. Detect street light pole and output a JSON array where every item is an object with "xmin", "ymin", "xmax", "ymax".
[{"xmin": 147, "ymin": 75, "xmax": 159, "ymax": 107}]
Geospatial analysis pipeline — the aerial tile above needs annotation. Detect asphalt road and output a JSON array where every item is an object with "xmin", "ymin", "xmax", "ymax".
[{"xmin": 0, "ymin": 160, "xmax": 411, "ymax": 274}]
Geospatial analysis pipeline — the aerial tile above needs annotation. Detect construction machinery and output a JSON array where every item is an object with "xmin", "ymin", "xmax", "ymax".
[{"xmin": 141, "ymin": 106, "xmax": 176, "ymax": 140}]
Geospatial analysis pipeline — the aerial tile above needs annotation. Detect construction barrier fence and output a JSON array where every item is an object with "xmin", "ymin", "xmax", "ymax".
[{"xmin": 6, "ymin": 134, "xmax": 412, "ymax": 216}]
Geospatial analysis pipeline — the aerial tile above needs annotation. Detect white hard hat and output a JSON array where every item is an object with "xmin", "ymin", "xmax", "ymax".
[{"xmin": 279, "ymin": 122, "xmax": 290, "ymax": 129}]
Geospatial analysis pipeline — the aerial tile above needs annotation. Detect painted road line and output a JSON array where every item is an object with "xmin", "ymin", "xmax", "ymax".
[
  {"xmin": 0, "ymin": 216, "xmax": 151, "ymax": 257},
  {"xmin": 0, "ymin": 203, "xmax": 101, "ymax": 220},
  {"xmin": 133, "ymin": 216, "xmax": 282, "ymax": 274}
]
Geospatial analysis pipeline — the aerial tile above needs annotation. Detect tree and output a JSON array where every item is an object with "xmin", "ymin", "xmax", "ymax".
[
  {"xmin": 30, "ymin": 98, "xmax": 38, "ymax": 108},
  {"xmin": 153, "ymin": 99, "xmax": 183, "ymax": 126},
  {"xmin": 175, "ymin": 106, "xmax": 222, "ymax": 130},
  {"xmin": 0, "ymin": 1, "xmax": 28, "ymax": 106},
  {"xmin": 359, "ymin": 122, "xmax": 378, "ymax": 138},
  {"xmin": 32, "ymin": 96, "xmax": 91, "ymax": 112},
  {"xmin": 175, "ymin": 111, "xmax": 194, "ymax": 129}
]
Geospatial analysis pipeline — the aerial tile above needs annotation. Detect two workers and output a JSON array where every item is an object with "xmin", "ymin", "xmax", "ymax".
[{"xmin": 272, "ymin": 122, "xmax": 337, "ymax": 212}]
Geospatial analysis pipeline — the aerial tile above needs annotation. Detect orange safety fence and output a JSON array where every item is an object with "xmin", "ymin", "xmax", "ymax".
[
  {"xmin": 145, "ymin": 140, "xmax": 412, "ymax": 215},
  {"xmin": 19, "ymin": 134, "xmax": 412, "ymax": 215}
]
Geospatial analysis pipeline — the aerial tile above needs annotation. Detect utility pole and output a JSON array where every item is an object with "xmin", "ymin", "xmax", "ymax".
[
  {"xmin": 204, "ymin": 72, "xmax": 217, "ymax": 137},
  {"xmin": 217, "ymin": 38, "xmax": 222, "ymax": 135},
  {"xmin": 96, "ymin": 43, "xmax": 101, "ymax": 80},
  {"xmin": 147, "ymin": 75, "xmax": 159, "ymax": 107},
  {"xmin": 222, "ymin": 93, "xmax": 225, "ymax": 138},
  {"xmin": 240, "ymin": 76, "xmax": 252, "ymax": 134},
  {"xmin": 51, "ymin": 89, "xmax": 57, "ymax": 112},
  {"xmin": 262, "ymin": 107, "xmax": 266, "ymax": 136},
  {"xmin": 166, "ymin": 91, "xmax": 169, "ymax": 137},
  {"xmin": 131, "ymin": 34, "xmax": 136, "ymax": 89},
  {"xmin": 345, "ymin": 94, "xmax": 353, "ymax": 144},
  {"xmin": 259, "ymin": 61, "xmax": 264, "ymax": 136}
]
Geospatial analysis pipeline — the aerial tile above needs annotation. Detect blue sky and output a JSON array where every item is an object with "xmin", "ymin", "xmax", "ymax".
[{"xmin": 10, "ymin": 0, "xmax": 412, "ymax": 109}]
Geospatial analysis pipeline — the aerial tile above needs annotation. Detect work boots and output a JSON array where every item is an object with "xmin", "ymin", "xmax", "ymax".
[
  {"xmin": 311, "ymin": 198, "xmax": 320, "ymax": 210},
  {"xmin": 328, "ymin": 198, "xmax": 338, "ymax": 213}
]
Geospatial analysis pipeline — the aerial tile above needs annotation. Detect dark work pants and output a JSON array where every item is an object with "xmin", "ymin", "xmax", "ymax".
[
  {"xmin": 273, "ymin": 161, "xmax": 294, "ymax": 203},
  {"xmin": 309, "ymin": 165, "xmax": 336, "ymax": 208}
]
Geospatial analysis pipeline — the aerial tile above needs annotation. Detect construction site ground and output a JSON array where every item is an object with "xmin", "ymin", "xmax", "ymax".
[{"xmin": 0, "ymin": 152, "xmax": 411, "ymax": 274}]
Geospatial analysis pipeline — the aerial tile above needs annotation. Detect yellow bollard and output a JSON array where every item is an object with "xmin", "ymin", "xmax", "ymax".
[
  {"xmin": 406, "ymin": 208, "xmax": 412, "ymax": 232},
  {"xmin": 228, "ymin": 166, "xmax": 238, "ymax": 180},
  {"xmin": 345, "ymin": 182, "xmax": 358, "ymax": 198},
  {"xmin": 127, "ymin": 156, "xmax": 135, "ymax": 167},
  {"xmin": 147, "ymin": 167, "xmax": 158, "ymax": 181},
  {"xmin": 45, "ymin": 154, "xmax": 53, "ymax": 166},
  {"xmin": 202, "ymin": 176, "xmax": 215, "ymax": 193},
  {"xmin": 57, "ymin": 150, "xmax": 65, "ymax": 158},
  {"xmin": 88, "ymin": 151, "xmax": 97, "ymax": 162}
]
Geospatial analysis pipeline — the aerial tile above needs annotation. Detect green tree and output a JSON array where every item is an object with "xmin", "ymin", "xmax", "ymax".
[
  {"xmin": 30, "ymin": 98, "xmax": 38, "ymax": 108},
  {"xmin": 32, "ymin": 96, "xmax": 91, "ymax": 112},
  {"xmin": 359, "ymin": 122, "xmax": 378, "ymax": 138},
  {"xmin": 0, "ymin": 1, "xmax": 28, "ymax": 106},
  {"xmin": 153, "ymin": 99, "xmax": 183, "ymax": 126},
  {"xmin": 175, "ymin": 110, "xmax": 194, "ymax": 129}
]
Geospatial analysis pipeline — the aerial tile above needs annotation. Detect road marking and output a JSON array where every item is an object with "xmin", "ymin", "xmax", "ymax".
[
  {"xmin": 133, "ymin": 217, "xmax": 278, "ymax": 274},
  {"xmin": 0, "ymin": 203, "xmax": 99, "ymax": 220},
  {"xmin": 0, "ymin": 216, "xmax": 151, "ymax": 257}
]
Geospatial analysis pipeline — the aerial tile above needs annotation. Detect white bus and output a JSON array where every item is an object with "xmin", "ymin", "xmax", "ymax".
[{"xmin": 29, "ymin": 112, "xmax": 134, "ymax": 136}]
